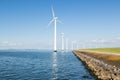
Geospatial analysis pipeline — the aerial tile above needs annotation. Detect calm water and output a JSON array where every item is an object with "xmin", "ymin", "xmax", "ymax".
[{"xmin": 0, "ymin": 50, "xmax": 95, "ymax": 80}]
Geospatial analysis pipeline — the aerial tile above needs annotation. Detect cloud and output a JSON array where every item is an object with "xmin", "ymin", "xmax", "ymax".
[
  {"xmin": 92, "ymin": 39, "xmax": 105, "ymax": 43},
  {"xmin": 91, "ymin": 38, "xmax": 120, "ymax": 44},
  {"xmin": 0, "ymin": 41, "xmax": 20, "ymax": 46}
]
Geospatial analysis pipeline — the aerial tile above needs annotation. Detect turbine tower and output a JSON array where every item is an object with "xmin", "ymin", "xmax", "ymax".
[
  {"xmin": 65, "ymin": 38, "xmax": 68, "ymax": 50},
  {"xmin": 61, "ymin": 33, "xmax": 64, "ymax": 51},
  {"xmin": 48, "ymin": 7, "xmax": 62, "ymax": 52},
  {"xmin": 71, "ymin": 41, "xmax": 76, "ymax": 50},
  {"xmin": 71, "ymin": 41, "xmax": 74, "ymax": 50}
]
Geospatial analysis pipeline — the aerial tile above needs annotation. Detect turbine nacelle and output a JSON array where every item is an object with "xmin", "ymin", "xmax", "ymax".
[
  {"xmin": 54, "ymin": 17, "xmax": 58, "ymax": 20},
  {"xmin": 48, "ymin": 16, "xmax": 62, "ymax": 26}
]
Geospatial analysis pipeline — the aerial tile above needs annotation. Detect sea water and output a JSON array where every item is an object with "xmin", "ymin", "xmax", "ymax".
[{"xmin": 0, "ymin": 50, "xmax": 95, "ymax": 80}]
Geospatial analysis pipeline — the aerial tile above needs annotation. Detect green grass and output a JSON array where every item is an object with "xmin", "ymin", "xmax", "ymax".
[{"xmin": 81, "ymin": 48, "xmax": 120, "ymax": 53}]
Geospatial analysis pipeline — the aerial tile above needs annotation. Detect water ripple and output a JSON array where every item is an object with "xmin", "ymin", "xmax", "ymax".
[{"xmin": 0, "ymin": 51, "xmax": 95, "ymax": 80}]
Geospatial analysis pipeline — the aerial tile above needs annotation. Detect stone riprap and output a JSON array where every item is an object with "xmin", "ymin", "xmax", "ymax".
[{"xmin": 73, "ymin": 50, "xmax": 120, "ymax": 80}]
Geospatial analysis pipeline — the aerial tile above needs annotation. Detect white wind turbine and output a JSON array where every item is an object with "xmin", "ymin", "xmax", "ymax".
[
  {"xmin": 48, "ymin": 7, "xmax": 62, "ymax": 52},
  {"xmin": 65, "ymin": 38, "xmax": 68, "ymax": 50},
  {"xmin": 61, "ymin": 32, "xmax": 64, "ymax": 51}
]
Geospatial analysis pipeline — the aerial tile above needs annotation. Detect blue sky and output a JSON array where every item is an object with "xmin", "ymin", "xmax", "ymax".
[{"xmin": 0, "ymin": 0, "xmax": 120, "ymax": 49}]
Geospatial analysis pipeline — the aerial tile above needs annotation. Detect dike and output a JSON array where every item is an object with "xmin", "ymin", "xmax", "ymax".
[{"xmin": 73, "ymin": 50, "xmax": 120, "ymax": 80}]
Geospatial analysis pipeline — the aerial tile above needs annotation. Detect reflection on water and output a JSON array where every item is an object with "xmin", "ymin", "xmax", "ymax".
[{"xmin": 52, "ymin": 52, "xmax": 58, "ymax": 80}]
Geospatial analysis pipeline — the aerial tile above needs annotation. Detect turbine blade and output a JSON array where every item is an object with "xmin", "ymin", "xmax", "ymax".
[
  {"xmin": 57, "ymin": 20, "xmax": 63, "ymax": 24},
  {"xmin": 48, "ymin": 19, "xmax": 54, "ymax": 26},
  {"xmin": 52, "ymin": 7, "xmax": 55, "ymax": 18}
]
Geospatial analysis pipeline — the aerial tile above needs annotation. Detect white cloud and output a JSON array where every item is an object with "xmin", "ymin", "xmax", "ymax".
[
  {"xmin": 0, "ymin": 41, "xmax": 20, "ymax": 46},
  {"xmin": 91, "ymin": 38, "xmax": 120, "ymax": 44}
]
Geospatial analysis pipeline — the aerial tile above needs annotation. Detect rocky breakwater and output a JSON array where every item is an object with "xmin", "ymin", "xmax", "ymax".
[{"xmin": 73, "ymin": 50, "xmax": 120, "ymax": 80}]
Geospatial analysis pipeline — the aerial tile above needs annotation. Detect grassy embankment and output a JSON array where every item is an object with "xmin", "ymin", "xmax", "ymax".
[
  {"xmin": 81, "ymin": 48, "xmax": 120, "ymax": 53},
  {"xmin": 80, "ymin": 48, "xmax": 120, "ymax": 61}
]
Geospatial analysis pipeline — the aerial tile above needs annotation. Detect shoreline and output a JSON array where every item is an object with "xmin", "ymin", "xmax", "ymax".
[
  {"xmin": 75, "ymin": 54, "xmax": 98, "ymax": 80},
  {"xmin": 73, "ymin": 50, "xmax": 120, "ymax": 80}
]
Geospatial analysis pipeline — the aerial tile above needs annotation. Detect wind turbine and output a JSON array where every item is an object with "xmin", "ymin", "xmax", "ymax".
[
  {"xmin": 48, "ymin": 7, "xmax": 62, "ymax": 52},
  {"xmin": 65, "ymin": 38, "xmax": 68, "ymax": 50},
  {"xmin": 61, "ymin": 32, "xmax": 64, "ymax": 51},
  {"xmin": 71, "ymin": 40, "xmax": 77, "ymax": 50},
  {"xmin": 71, "ymin": 41, "xmax": 74, "ymax": 50}
]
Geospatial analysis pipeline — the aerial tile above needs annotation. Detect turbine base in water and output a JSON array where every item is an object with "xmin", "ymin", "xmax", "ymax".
[{"xmin": 54, "ymin": 50, "xmax": 57, "ymax": 52}]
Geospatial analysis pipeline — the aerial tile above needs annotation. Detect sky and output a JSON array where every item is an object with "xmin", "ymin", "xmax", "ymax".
[{"xmin": 0, "ymin": 0, "xmax": 120, "ymax": 49}]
